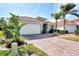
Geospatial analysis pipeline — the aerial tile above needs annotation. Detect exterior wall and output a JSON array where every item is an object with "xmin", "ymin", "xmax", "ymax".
[
  {"xmin": 20, "ymin": 24, "xmax": 41, "ymax": 35},
  {"xmin": 65, "ymin": 25, "xmax": 76, "ymax": 33},
  {"xmin": 53, "ymin": 24, "xmax": 76, "ymax": 33},
  {"xmin": 74, "ymin": 21, "xmax": 79, "ymax": 25},
  {"xmin": 53, "ymin": 25, "xmax": 56, "ymax": 30},
  {"xmin": 19, "ymin": 16, "xmax": 53, "ymax": 35},
  {"xmin": 57, "ymin": 26, "xmax": 64, "ymax": 30},
  {"xmin": 53, "ymin": 24, "xmax": 64, "ymax": 30}
]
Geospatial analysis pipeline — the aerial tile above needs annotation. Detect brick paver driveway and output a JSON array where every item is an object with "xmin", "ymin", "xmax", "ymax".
[{"xmin": 22, "ymin": 34, "xmax": 79, "ymax": 56}]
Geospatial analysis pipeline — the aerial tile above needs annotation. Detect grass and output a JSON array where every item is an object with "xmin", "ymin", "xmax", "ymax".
[
  {"xmin": 59, "ymin": 34, "xmax": 79, "ymax": 42},
  {"xmin": 20, "ymin": 43, "xmax": 48, "ymax": 56},
  {"xmin": 33, "ymin": 45, "xmax": 48, "ymax": 56},
  {"xmin": 0, "ymin": 50, "xmax": 10, "ymax": 56}
]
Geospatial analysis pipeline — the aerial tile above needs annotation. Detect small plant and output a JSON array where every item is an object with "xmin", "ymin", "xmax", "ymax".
[
  {"xmin": 18, "ymin": 37, "xmax": 25, "ymax": 45},
  {"xmin": 4, "ymin": 30, "xmax": 13, "ymax": 39},
  {"xmin": 20, "ymin": 43, "xmax": 48, "ymax": 56},
  {"xmin": 0, "ymin": 31, "xmax": 4, "ymax": 37},
  {"xmin": 0, "ymin": 50, "xmax": 10, "ymax": 56},
  {"xmin": 49, "ymin": 28, "xmax": 54, "ymax": 33},
  {"xmin": 6, "ymin": 37, "xmax": 25, "ymax": 48},
  {"xmin": 23, "ymin": 43, "xmax": 34, "ymax": 55},
  {"xmin": 6, "ymin": 39, "xmax": 14, "ymax": 48}
]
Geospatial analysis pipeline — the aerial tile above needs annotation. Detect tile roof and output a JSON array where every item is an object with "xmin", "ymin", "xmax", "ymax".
[
  {"xmin": 19, "ymin": 16, "xmax": 48, "ymax": 25},
  {"xmin": 53, "ymin": 20, "xmax": 77, "ymax": 27},
  {"xmin": 72, "ymin": 18, "xmax": 79, "ymax": 22}
]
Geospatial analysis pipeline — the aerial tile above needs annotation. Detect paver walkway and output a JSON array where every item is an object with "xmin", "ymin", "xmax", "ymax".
[{"xmin": 25, "ymin": 36, "xmax": 79, "ymax": 56}]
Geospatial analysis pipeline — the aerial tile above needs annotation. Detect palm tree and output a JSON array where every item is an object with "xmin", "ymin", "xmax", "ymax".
[
  {"xmin": 51, "ymin": 12, "xmax": 62, "ymax": 33},
  {"xmin": 0, "ymin": 17, "xmax": 14, "ymax": 39},
  {"xmin": 9, "ymin": 13, "xmax": 26, "ymax": 42},
  {"xmin": 60, "ymin": 3, "xmax": 79, "ymax": 34}
]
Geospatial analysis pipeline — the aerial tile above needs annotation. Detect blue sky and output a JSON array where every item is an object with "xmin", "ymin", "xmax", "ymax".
[{"xmin": 0, "ymin": 3, "xmax": 79, "ymax": 21}]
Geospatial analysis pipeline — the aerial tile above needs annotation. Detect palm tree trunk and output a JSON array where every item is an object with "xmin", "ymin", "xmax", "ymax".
[
  {"xmin": 63, "ymin": 15, "xmax": 66, "ymax": 34},
  {"xmin": 56, "ymin": 19, "xmax": 57, "ymax": 32}
]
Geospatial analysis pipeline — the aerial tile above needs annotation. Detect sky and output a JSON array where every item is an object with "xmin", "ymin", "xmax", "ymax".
[{"xmin": 0, "ymin": 3, "xmax": 79, "ymax": 22}]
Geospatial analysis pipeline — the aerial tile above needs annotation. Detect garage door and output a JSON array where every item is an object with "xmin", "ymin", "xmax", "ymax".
[
  {"xmin": 20, "ymin": 24, "xmax": 41, "ymax": 35},
  {"xmin": 65, "ymin": 25, "xmax": 76, "ymax": 33}
]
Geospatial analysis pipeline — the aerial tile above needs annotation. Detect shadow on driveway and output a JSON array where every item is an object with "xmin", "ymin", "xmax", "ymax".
[{"xmin": 21, "ymin": 34, "xmax": 55, "ymax": 40}]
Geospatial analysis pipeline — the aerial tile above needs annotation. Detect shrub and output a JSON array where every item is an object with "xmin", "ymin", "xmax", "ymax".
[
  {"xmin": 18, "ymin": 37, "xmax": 25, "ymax": 46},
  {"xmin": 0, "ymin": 50, "xmax": 10, "ymax": 56},
  {"xmin": 6, "ymin": 39, "xmax": 14, "ymax": 48},
  {"xmin": 75, "ymin": 29, "xmax": 79, "ymax": 35},
  {"xmin": 20, "ymin": 43, "xmax": 48, "ymax": 56},
  {"xmin": 0, "ymin": 28, "xmax": 2, "ymax": 31},
  {"xmin": 23, "ymin": 43, "xmax": 34, "ymax": 55},
  {"xmin": 65, "ymin": 30, "xmax": 68, "ymax": 34},
  {"xmin": 0, "ymin": 31, "xmax": 4, "ymax": 37},
  {"xmin": 48, "ymin": 29, "xmax": 68, "ymax": 34},
  {"xmin": 4, "ymin": 30, "xmax": 13, "ymax": 39},
  {"xmin": 6, "ymin": 37, "xmax": 25, "ymax": 48},
  {"xmin": 59, "ymin": 30, "xmax": 68, "ymax": 34},
  {"xmin": 0, "ymin": 40, "xmax": 6, "ymax": 46},
  {"xmin": 57, "ymin": 30, "xmax": 60, "ymax": 33},
  {"xmin": 59, "ymin": 30, "xmax": 64, "ymax": 34},
  {"xmin": 0, "ymin": 40, "xmax": 6, "ymax": 44},
  {"xmin": 49, "ymin": 28, "xmax": 54, "ymax": 33},
  {"xmin": 53, "ymin": 29, "xmax": 56, "ymax": 32}
]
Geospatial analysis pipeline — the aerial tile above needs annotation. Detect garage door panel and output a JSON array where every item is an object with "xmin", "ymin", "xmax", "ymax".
[{"xmin": 20, "ymin": 24, "xmax": 41, "ymax": 35}]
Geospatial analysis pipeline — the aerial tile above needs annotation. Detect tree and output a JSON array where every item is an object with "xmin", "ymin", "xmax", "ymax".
[
  {"xmin": 9, "ymin": 13, "xmax": 26, "ymax": 42},
  {"xmin": 60, "ymin": 3, "xmax": 79, "ymax": 34},
  {"xmin": 51, "ymin": 12, "xmax": 62, "ymax": 33}
]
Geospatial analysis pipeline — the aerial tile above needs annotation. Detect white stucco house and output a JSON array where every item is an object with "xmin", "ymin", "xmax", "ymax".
[
  {"xmin": 52, "ymin": 18, "xmax": 79, "ymax": 33},
  {"xmin": 19, "ymin": 16, "xmax": 53, "ymax": 35}
]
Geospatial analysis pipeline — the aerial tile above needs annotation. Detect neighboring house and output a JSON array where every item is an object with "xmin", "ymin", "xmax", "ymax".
[
  {"xmin": 53, "ymin": 19, "xmax": 79, "ymax": 33},
  {"xmin": 19, "ymin": 16, "xmax": 52, "ymax": 35}
]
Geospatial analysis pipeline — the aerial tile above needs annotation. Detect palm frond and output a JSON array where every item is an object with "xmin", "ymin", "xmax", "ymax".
[
  {"xmin": 51, "ymin": 13, "xmax": 55, "ymax": 17},
  {"xmin": 70, "ymin": 12, "xmax": 79, "ymax": 17},
  {"xmin": 60, "ymin": 3, "xmax": 76, "ymax": 12},
  {"xmin": 69, "ymin": 10, "xmax": 79, "ymax": 14},
  {"xmin": 51, "ymin": 12, "xmax": 62, "ymax": 20}
]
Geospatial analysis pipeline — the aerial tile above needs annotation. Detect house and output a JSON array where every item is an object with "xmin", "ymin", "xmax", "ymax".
[
  {"xmin": 52, "ymin": 18, "xmax": 79, "ymax": 33},
  {"xmin": 19, "ymin": 16, "xmax": 53, "ymax": 35}
]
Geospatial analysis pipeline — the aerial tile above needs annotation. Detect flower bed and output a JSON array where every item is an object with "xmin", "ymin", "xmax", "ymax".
[{"xmin": 0, "ymin": 43, "xmax": 48, "ymax": 56}]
